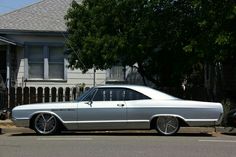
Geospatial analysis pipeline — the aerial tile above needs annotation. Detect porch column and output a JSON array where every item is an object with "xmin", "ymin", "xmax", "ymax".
[{"xmin": 6, "ymin": 45, "xmax": 10, "ymax": 89}]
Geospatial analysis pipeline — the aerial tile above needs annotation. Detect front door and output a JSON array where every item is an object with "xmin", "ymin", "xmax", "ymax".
[{"xmin": 77, "ymin": 88, "xmax": 126, "ymax": 130}]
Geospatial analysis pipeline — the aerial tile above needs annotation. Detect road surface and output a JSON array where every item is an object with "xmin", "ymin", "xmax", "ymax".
[{"xmin": 0, "ymin": 128, "xmax": 236, "ymax": 157}]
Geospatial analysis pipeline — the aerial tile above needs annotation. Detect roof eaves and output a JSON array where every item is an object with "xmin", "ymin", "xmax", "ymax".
[
  {"xmin": 0, "ymin": 36, "xmax": 23, "ymax": 46},
  {"xmin": 0, "ymin": 29, "xmax": 68, "ymax": 36}
]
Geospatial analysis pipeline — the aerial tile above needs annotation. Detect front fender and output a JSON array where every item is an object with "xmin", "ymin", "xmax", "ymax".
[{"xmin": 29, "ymin": 111, "xmax": 64, "ymax": 124}]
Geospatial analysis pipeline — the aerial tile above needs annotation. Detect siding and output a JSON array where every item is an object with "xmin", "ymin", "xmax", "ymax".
[{"xmin": 12, "ymin": 34, "xmax": 106, "ymax": 88}]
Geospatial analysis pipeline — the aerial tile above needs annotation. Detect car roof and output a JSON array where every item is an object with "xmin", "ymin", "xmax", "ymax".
[{"xmin": 95, "ymin": 85, "xmax": 178, "ymax": 100}]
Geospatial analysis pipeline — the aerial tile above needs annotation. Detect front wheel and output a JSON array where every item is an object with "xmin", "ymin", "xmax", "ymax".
[
  {"xmin": 156, "ymin": 116, "xmax": 180, "ymax": 135},
  {"xmin": 34, "ymin": 113, "xmax": 59, "ymax": 135}
]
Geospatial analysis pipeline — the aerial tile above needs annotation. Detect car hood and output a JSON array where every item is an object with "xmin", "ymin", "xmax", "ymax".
[{"xmin": 12, "ymin": 102, "xmax": 75, "ymax": 111}]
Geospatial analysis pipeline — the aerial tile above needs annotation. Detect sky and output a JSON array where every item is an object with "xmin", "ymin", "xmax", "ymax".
[{"xmin": 0, "ymin": 0, "xmax": 41, "ymax": 15}]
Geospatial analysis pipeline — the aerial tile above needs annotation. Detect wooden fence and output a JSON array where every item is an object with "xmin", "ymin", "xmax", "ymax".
[
  {"xmin": 0, "ymin": 86, "xmax": 212, "ymax": 110},
  {"xmin": 0, "ymin": 86, "xmax": 89, "ymax": 110}
]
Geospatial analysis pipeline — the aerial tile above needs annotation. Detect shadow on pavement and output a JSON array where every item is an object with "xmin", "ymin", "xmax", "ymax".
[
  {"xmin": 10, "ymin": 131, "xmax": 213, "ymax": 137},
  {"xmin": 221, "ymin": 133, "xmax": 236, "ymax": 136}
]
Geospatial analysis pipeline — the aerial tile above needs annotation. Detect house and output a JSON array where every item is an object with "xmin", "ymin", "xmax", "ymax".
[{"xmin": 0, "ymin": 0, "xmax": 127, "ymax": 90}]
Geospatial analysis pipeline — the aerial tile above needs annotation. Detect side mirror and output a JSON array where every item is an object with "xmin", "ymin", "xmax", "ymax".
[{"xmin": 85, "ymin": 101, "xmax": 92, "ymax": 107}]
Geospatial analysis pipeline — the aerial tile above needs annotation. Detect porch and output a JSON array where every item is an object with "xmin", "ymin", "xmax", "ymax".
[{"xmin": 0, "ymin": 36, "xmax": 22, "ymax": 109}]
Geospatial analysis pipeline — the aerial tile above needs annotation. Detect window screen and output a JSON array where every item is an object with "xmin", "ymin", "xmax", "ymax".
[
  {"xmin": 28, "ymin": 46, "xmax": 44, "ymax": 78},
  {"xmin": 48, "ymin": 46, "xmax": 64, "ymax": 79},
  {"xmin": 27, "ymin": 44, "xmax": 65, "ymax": 80}
]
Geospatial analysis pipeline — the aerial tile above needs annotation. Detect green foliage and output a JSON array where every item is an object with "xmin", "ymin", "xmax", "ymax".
[
  {"xmin": 65, "ymin": 0, "xmax": 236, "ymax": 87},
  {"xmin": 191, "ymin": 0, "xmax": 236, "ymax": 62}
]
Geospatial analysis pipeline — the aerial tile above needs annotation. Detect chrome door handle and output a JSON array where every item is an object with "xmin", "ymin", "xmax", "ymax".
[{"xmin": 117, "ymin": 104, "xmax": 124, "ymax": 107}]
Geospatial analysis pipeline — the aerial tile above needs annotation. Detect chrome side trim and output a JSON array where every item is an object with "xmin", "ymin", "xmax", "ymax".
[
  {"xmin": 185, "ymin": 119, "xmax": 218, "ymax": 122},
  {"xmin": 63, "ymin": 120, "xmax": 149, "ymax": 124}
]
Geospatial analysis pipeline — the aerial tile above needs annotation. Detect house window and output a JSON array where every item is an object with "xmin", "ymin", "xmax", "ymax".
[
  {"xmin": 28, "ymin": 46, "xmax": 44, "ymax": 79},
  {"xmin": 49, "ymin": 46, "xmax": 64, "ymax": 79},
  {"xmin": 106, "ymin": 66, "xmax": 125, "ymax": 81},
  {"xmin": 26, "ymin": 43, "xmax": 66, "ymax": 80}
]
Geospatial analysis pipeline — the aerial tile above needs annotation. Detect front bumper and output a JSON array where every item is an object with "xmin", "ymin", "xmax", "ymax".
[{"xmin": 12, "ymin": 117, "xmax": 30, "ymax": 127}]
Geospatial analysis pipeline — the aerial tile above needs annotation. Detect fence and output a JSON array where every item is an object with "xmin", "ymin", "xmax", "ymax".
[
  {"xmin": 0, "ymin": 86, "xmax": 89, "ymax": 110},
  {"xmin": 0, "ymin": 86, "xmax": 212, "ymax": 111}
]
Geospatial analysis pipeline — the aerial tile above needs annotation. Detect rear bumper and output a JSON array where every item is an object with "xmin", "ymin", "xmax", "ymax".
[{"xmin": 215, "ymin": 113, "xmax": 224, "ymax": 125}]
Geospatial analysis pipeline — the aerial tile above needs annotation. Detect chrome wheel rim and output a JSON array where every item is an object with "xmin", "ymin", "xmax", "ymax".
[
  {"xmin": 156, "ymin": 116, "xmax": 179, "ymax": 135},
  {"xmin": 34, "ymin": 113, "xmax": 57, "ymax": 134}
]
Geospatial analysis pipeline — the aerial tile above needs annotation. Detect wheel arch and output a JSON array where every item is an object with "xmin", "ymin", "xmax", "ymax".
[
  {"xmin": 29, "ymin": 111, "xmax": 65, "ymax": 129},
  {"xmin": 150, "ymin": 114, "xmax": 189, "ymax": 129}
]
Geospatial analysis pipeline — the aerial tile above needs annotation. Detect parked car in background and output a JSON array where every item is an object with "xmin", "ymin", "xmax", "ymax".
[{"xmin": 12, "ymin": 85, "xmax": 223, "ymax": 135}]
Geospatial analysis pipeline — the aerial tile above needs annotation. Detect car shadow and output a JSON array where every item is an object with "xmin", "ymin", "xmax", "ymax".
[
  {"xmin": 221, "ymin": 133, "xmax": 236, "ymax": 136},
  {"xmin": 219, "ymin": 127, "xmax": 236, "ymax": 136},
  {"xmin": 10, "ymin": 131, "xmax": 214, "ymax": 137}
]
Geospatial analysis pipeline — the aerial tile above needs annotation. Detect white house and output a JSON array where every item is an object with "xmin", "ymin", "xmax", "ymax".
[{"xmin": 0, "ymin": 0, "xmax": 127, "ymax": 90}]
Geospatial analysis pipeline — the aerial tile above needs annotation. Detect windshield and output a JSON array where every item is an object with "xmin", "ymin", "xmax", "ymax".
[{"xmin": 76, "ymin": 87, "xmax": 94, "ymax": 101}]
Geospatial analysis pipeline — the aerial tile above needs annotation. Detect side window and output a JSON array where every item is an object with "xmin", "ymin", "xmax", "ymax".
[
  {"xmin": 92, "ymin": 88, "xmax": 125, "ymax": 101},
  {"xmin": 111, "ymin": 88, "xmax": 125, "ymax": 101},
  {"xmin": 93, "ymin": 89, "xmax": 108, "ymax": 101},
  {"xmin": 125, "ymin": 89, "xmax": 150, "ymax": 101}
]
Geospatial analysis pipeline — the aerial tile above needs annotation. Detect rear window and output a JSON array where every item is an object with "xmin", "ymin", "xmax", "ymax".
[{"xmin": 125, "ymin": 89, "xmax": 150, "ymax": 101}]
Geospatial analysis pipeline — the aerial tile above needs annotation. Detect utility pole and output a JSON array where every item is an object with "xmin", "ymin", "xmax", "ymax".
[{"xmin": 93, "ymin": 65, "xmax": 96, "ymax": 87}]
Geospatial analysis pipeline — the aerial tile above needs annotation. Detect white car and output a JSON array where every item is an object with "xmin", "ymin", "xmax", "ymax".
[{"xmin": 12, "ymin": 85, "xmax": 223, "ymax": 135}]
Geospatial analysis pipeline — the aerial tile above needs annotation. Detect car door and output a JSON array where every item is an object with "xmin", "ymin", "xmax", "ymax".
[
  {"xmin": 77, "ymin": 88, "xmax": 126, "ymax": 130},
  {"xmin": 124, "ymin": 89, "xmax": 152, "ymax": 129}
]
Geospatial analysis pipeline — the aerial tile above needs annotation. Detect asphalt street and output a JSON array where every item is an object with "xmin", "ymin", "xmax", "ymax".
[{"xmin": 0, "ymin": 128, "xmax": 236, "ymax": 157}]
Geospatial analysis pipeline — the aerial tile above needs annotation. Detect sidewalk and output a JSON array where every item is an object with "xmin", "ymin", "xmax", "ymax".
[{"xmin": 0, "ymin": 119, "xmax": 15, "ymax": 128}]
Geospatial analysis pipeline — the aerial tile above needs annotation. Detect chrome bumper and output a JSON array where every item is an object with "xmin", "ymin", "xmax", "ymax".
[
  {"xmin": 215, "ymin": 113, "xmax": 224, "ymax": 125},
  {"xmin": 12, "ymin": 117, "xmax": 30, "ymax": 127}
]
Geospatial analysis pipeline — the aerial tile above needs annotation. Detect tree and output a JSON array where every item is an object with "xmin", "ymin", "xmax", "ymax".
[
  {"xmin": 186, "ymin": 0, "xmax": 236, "ymax": 63},
  {"xmin": 65, "ymin": 0, "xmax": 236, "ymax": 88},
  {"xmin": 184, "ymin": 0, "xmax": 236, "ymax": 99},
  {"xmin": 65, "ymin": 0, "xmax": 199, "ymax": 87}
]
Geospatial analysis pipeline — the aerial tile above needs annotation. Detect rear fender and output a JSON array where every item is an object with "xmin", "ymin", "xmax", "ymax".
[{"xmin": 150, "ymin": 114, "xmax": 188, "ymax": 128}]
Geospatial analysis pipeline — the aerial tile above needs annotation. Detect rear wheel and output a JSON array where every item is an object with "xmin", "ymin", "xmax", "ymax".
[
  {"xmin": 156, "ymin": 116, "xmax": 180, "ymax": 135},
  {"xmin": 34, "ymin": 113, "xmax": 59, "ymax": 135}
]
